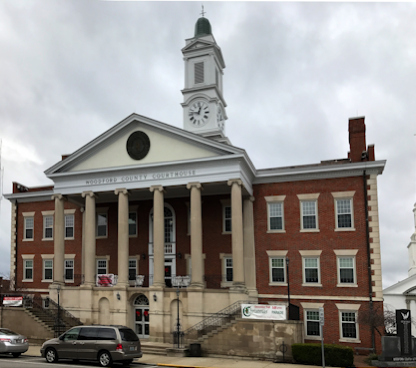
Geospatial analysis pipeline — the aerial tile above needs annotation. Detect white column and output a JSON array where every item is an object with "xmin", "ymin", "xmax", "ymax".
[
  {"xmin": 187, "ymin": 182, "xmax": 204, "ymax": 288},
  {"xmin": 115, "ymin": 188, "xmax": 129, "ymax": 287},
  {"xmin": 150, "ymin": 185, "xmax": 165, "ymax": 288},
  {"xmin": 243, "ymin": 196, "xmax": 257, "ymax": 296},
  {"xmin": 227, "ymin": 179, "xmax": 245, "ymax": 289},
  {"xmin": 52, "ymin": 194, "xmax": 65, "ymax": 285},
  {"xmin": 82, "ymin": 191, "xmax": 96, "ymax": 286}
]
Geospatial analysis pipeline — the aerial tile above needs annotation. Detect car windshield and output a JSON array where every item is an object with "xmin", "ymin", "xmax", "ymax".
[
  {"xmin": 0, "ymin": 329, "xmax": 17, "ymax": 335},
  {"xmin": 119, "ymin": 328, "xmax": 139, "ymax": 341}
]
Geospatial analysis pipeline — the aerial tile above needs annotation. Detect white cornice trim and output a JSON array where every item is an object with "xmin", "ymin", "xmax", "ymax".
[{"xmin": 254, "ymin": 160, "xmax": 386, "ymax": 184}]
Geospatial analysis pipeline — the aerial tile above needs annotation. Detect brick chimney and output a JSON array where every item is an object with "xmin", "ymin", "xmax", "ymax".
[{"xmin": 348, "ymin": 116, "xmax": 373, "ymax": 162}]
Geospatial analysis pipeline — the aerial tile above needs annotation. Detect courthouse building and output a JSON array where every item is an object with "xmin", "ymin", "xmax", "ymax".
[{"xmin": 5, "ymin": 16, "xmax": 385, "ymax": 350}]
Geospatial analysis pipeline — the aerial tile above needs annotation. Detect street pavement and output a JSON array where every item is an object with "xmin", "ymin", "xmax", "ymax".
[{"xmin": 23, "ymin": 344, "xmax": 368, "ymax": 368}]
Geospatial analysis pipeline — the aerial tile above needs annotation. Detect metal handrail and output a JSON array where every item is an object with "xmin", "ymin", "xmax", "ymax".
[{"xmin": 184, "ymin": 300, "xmax": 254, "ymax": 341}]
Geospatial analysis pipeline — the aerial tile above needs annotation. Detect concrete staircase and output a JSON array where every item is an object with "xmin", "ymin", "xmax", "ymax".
[{"xmin": 141, "ymin": 341, "xmax": 172, "ymax": 355}]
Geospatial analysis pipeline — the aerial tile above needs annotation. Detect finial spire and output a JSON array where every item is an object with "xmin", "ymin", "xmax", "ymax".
[{"xmin": 200, "ymin": 5, "xmax": 206, "ymax": 17}]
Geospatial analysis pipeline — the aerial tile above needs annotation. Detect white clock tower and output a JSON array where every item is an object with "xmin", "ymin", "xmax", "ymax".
[{"xmin": 181, "ymin": 15, "xmax": 230, "ymax": 144}]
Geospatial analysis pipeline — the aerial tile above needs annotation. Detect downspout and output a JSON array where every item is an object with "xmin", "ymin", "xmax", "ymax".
[
  {"xmin": 14, "ymin": 200, "xmax": 18, "ymax": 291},
  {"xmin": 363, "ymin": 170, "xmax": 375, "ymax": 351}
]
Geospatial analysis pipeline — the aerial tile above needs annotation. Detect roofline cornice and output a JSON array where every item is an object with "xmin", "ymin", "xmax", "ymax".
[{"xmin": 254, "ymin": 160, "xmax": 386, "ymax": 184}]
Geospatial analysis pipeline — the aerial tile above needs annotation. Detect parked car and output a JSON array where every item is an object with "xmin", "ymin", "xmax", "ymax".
[
  {"xmin": 0, "ymin": 328, "xmax": 29, "ymax": 357},
  {"xmin": 41, "ymin": 325, "xmax": 142, "ymax": 367}
]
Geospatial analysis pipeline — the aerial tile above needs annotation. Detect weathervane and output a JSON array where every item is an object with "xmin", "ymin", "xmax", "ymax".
[{"xmin": 200, "ymin": 5, "xmax": 206, "ymax": 17}]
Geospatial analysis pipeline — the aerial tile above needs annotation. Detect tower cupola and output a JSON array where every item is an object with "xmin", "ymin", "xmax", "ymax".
[{"xmin": 194, "ymin": 17, "xmax": 212, "ymax": 38}]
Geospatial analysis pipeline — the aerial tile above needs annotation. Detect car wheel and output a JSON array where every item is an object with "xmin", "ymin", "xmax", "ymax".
[
  {"xmin": 98, "ymin": 350, "xmax": 112, "ymax": 367},
  {"xmin": 12, "ymin": 353, "xmax": 21, "ymax": 358},
  {"xmin": 45, "ymin": 348, "xmax": 58, "ymax": 363},
  {"xmin": 122, "ymin": 359, "xmax": 133, "ymax": 366}
]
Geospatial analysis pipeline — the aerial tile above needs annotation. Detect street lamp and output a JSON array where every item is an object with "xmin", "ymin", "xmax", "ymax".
[
  {"xmin": 172, "ymin": 276, "xmax": 190, "ymax": 349},
  {"xmin": 286, "ymin": 257, "xmax": 290, "ymax": 319},
  {"xmin": 56, "ymin": 284, "xmax": 61, "ymax": 336}
]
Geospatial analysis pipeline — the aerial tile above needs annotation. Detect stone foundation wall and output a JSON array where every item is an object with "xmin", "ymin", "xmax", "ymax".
[
  {"xmin": 0, "ymin": 307, "xmax": 53, "ymax": 344},
  {"xmin": 200, "ymin": 318, "xmax": 304, "ymax": 361}
]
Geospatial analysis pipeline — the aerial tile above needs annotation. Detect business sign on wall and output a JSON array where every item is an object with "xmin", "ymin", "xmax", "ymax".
[
  {"xmin": 241, "ymin": 304, "xmax": 286, "ymax": 320},
  {"xmin": 3, "ymin": 296, "xmax": 23, "ymax": 306}
]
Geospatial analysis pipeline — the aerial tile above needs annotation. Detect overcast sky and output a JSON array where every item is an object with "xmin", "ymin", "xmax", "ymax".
[{"xmin": 0, "ymin": 1, "xmax": 415, "ymax": 289}]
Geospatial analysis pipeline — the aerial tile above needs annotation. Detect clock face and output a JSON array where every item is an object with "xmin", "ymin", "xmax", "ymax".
[{"xmin": 189, "ymin": 101, "xmax": 210, "ymax": 126}]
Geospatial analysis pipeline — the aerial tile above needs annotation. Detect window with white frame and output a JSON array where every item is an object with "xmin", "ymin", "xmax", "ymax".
[
  {"xmin": 43, "ymin": 259, "xmax": 53, "ymax": 281},
  {"xmin": 336, "ymin": 303, "xmax": 360, "ymax": 341},
  {"xmin": 129, "ymin": 212, "xmax": 137, "ymax": 236},
  {"xmin": 332, "ymin": 192, "xmax": 355, "ymax": 230},
  {"xmin": 65, "ymin": 259, "xmax": 74, "ymax": 281},
  {"xmin": 223, "ymin": 205, "xmax": 232, "ymax": 233},
  {"xmin": 304, "ymin": 258, "xmax": 320, "ymax": 283},
  {"xmin": 225, "ymin": 257, "xmax": 233, "ymax": 282},
  {"xmin": 334, "ymin": 250, "xmax": 358, "ymax": 286},
  {"xmin": 265, "ymin": 195, "xmax": 286, "ymax": 232},
  {"xmin": 96, "ymin": 213, "xmax": 108, "ymax": 237},
  {"xmin": 43, "ymin": 215, "xmax": 53, "ymax": 239},
  {"xmin": 306, "ymin": 310, "xmax": 321, "ymax": 337},
  {"xmin": 267, "ymin": 250, "xmax": 287, "ymax": 285},
  {"xmin": 298, "ymin": 194, "xmax": 320, "ymax": 231},
  {"xmin": 129, "ymin": 258, "xmax": 137, "ymax": 281},
  {"xmin": 23, "ymin": 259, "xmax": 33, "ymax": 281},
  {"xmin": 301, "ymin": 201, "xmax": 317, "ymax": 229},
  {"xmin": 219, "ymin": 254, "xmax": 233, "ymax": 286},
  {"xmin": 339, "ymin": 257, "xmax": 355, "ymax": 283},
  {"xmin": 65, "ymin": 214, "xmax": 74, "ymax": 238},
  {"xmin": 341, "ymin": 311, "xmax": 358, "ymax": 339},
  {"xmin": 300, "ymin": 250, "xmax": 322, "ymax": 286},
  {"xmin": 271, "ymin": 258, "xmax": 285, "ymax": 282},
  {"xmin": 24, "ymin": 216, "xmax": 34, "ymax": 240},
  {"xmin": 97, "ymin": 259, "xmax": 108, "ymax": 275}
]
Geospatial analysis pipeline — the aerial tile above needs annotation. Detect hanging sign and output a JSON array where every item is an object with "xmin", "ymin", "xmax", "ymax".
[
  {"xmin": 3, "ymin": 296, "xmax": 23, "ymax": 306},
  {"xmin": 241, "ymin": 304, "xmax": 286, "ymax": 320}
]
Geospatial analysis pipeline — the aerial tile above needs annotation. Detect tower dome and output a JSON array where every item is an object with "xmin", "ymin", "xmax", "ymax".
[{"xmin": 194, "ymin": 17, "xmax": 212, "ymax": 38}]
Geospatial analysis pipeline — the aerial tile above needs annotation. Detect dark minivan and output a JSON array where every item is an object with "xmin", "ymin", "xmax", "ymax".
[{"xmin": 41, "ymin": 325, "xmax": 142, "ymax": 367}]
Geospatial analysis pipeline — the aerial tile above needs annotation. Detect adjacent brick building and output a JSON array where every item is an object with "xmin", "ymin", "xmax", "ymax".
[{"xmin": 5, "ymin": 15, "xmax": 385, "ymax": 353}]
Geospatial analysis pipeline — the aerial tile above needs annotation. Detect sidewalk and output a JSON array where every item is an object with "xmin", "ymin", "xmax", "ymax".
[{"xmin": 24, "ymin": 344, "xmax": 370, "ymax": 367}]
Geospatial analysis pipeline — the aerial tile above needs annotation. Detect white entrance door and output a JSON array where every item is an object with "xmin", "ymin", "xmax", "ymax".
[{"xmin": 134, "ymin": 295, "xmax": 149, "ymax": 338}]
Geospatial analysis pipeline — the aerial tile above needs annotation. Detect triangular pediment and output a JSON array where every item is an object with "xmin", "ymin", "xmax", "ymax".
[
  {"xmin": 45, "ymin": 113, "xmax": 243, "ymax": 176},
  {"xmin": 182, "ymin": 39, "xmax": 215, "ymax": 52}
]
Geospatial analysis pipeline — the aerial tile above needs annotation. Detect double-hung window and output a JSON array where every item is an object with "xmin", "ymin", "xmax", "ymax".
[
  {"xmin": 97, "ymin": 259, "xmax": 108, "ymax": 275},
  {"xmin": 220, "ymin": 254, "xmax": 233, "ymax": 286},
  {"xmin": 300, "ymin": 250, "xmax": 322, "ymax": 286},
  {"xmin": 65, "ymin": 214, "xmax": 74, "ymax": 238},
  {"xmin": 298, "ymin": 194, "xmax": 320, "ymax": 231},
  {"xmin": 301, "ymin": 302, "xmax": 324, "ymax": 339},
  {"xmin": 23, "ymin": 258, "xmax": 34, "ymax": 281},
  {"xmin": 265, "ymin": 196, "xmax": 286, "ymax": 232},
  {"xmin": 24, "ymin": 215, "xmax": 34, "ymax": 240},
  {"xmin": 332, "ymin": 192, "xmax": 355, "ymax": 230},
  {"xmin": 43, "ymin": 259, "xmax": 53, "ymax": 281},
  {"xmin": 25, "ymin": 218, "xmax": 34, "ymax": 239},
  {"xmin": 221, "ymin": 200, "xmax": 232, "ymax": 233},
  {"xmin": 42, "ymin": 211, "xmax": 54, "ymax": 240},
  {"xmin": 129, "ymin": 212, "xmax": 137, "ymax": 236},
  {"xmin": 334, "ymin": 250, "xmax": 358, "ymax": 287},
  {"xmin": 336, "ymin": 303, "xmax": 360, "ymax": 342},
  {"xmin": 96, "ymin": 211, "xmax": 108, "ymax": 238},
  {"xmin": 129, "ymin": 259, "xmax": 137, "ymax": 281},
  {"xmin": 267, "ymin": 251, "xmax": 287, "ymax": 285},
  {"xmin": 65, "ymin": 259, "xmax": 74, "ymax": 281}
]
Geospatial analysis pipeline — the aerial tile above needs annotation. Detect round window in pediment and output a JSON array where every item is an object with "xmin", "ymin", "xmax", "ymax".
[{"xmin": 126, "ymin": 131, "xmax": 151, "ymax": 160}]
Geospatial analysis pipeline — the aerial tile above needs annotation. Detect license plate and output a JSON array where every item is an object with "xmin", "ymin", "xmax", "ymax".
[{"xmin": 130, "ymin": 346, "xmax": 136, "ymax": 351}]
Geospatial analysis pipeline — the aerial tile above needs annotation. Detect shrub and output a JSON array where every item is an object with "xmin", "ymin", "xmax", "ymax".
[{"xmin": 292, "ymin": 343, "xmax": 354, "ymax": 367}]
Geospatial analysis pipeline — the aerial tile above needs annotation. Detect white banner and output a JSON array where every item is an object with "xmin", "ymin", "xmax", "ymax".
[
  {"xmin": 96, "ymin": 274, "xmax": 116, "ymax": 287},
  {"xmin": 3, "ymin": 296, "xmax": 23, "ymax": 307},
  {"xmin": 241, "ymin": 304, "xmax": 287, "ymax": 320}
]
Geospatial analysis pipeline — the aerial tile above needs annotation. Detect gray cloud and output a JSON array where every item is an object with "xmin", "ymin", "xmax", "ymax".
[{"xmin": 0, "ymin": 1, "xmax": 415, "ymax": 289}]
